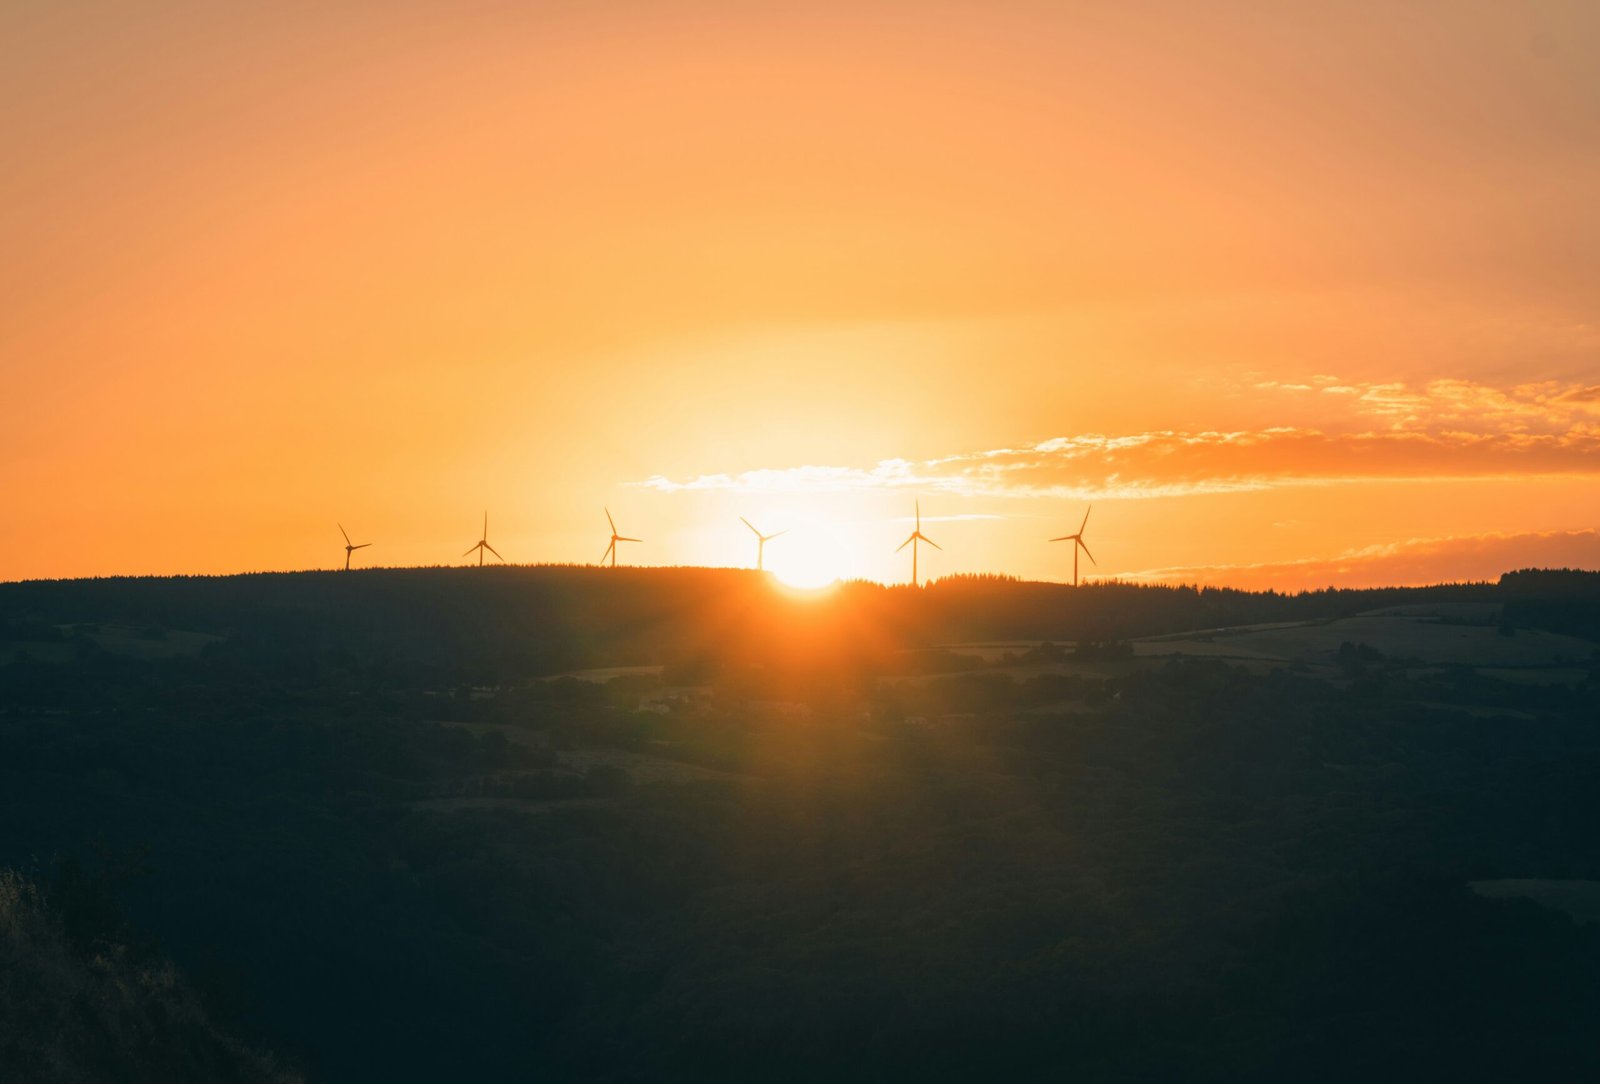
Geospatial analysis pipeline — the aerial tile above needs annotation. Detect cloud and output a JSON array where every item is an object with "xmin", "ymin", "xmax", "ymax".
[
  {"xmin": 636, "ymin": 377, "xmax": 1600, "ymax": 500},
  {"xmin": 1121, "ymin": 530, "xmax": 1600, "ymax": 591},
  {"xmin": 1336, "ymin": 378, "xmax": 1600, "ymax": 431}
]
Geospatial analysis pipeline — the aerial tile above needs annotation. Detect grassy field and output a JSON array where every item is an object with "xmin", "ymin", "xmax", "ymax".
[
  {"xmin": 927, "ymin": 608, "xmax": 1596, "ymax": 684},
  {"xmin": 1133, "ymin": 609, "xmax": 1595, "ymax": 671}
]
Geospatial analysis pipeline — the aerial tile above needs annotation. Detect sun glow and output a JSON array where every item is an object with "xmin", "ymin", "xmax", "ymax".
[
  {"xmin": 767, "ymin": 523, "xmax": 854, "ymax": 589},
  {"xmin": 770, "ymin": 552, "xmax": 841, "ymax": 590}
]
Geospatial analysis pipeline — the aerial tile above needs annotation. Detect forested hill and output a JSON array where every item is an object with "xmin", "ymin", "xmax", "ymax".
[{"xmin": 3, "ymin": 566, "xmax": 1592, "ymax": 681}]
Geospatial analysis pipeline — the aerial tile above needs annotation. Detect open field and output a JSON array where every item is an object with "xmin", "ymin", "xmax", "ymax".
[
  {"xmin": 448, "ymin": 722, "xmax": 741, "ymax": 785},
  {"xmin": 542, "ymin": 664, "xmax": 665, "ymax": 683},
  {"xmin": 1163, "ymin": 613, "xmax": 1593, "ymax": 668},
  {"xmin": 0, "ymin": 623, "xmax": 220, "ymax": 664},
  {"xmin": 922, "ymin": 607, "xmax": 1596, "ymax": 686},
  {"xmin": 78, "ymin": 623, "xmax": 222, "ymax": 659},
  {"xmin": 1134, "ymin": 608, "xmax": 1595, "ymax": 671}
]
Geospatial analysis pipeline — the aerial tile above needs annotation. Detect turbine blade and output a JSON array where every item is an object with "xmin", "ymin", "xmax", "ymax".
[
  {"xmin": 354, "ymin": 543, "xmax": 372, "ymax": 550},
  {"xmin": 1079, "ymin": 505, "xmax": 1091, "ymax": 534},
  {"xmin": 1078, "ymin": 538, "xmax": 1097, "ymax": 565},
  {"xmin": 767, "ymin": 530, "xmax": 789, "ymax": 541},
  {"xmin": 463, "ymin": 544, "xmax": 479, "ymax": 558},
  {"xmin": 741, "ymin": 516, "xmax": 760, "ymax": 537},
  {"xmin": 896, "ymin": 534, "xmax": 915, "ymax": 552},
  {"xmin": 339, "ymin": 523, "xmax": 352, "ymax": 546},
  {"xmin": 602, "ymin": 541, "xmax": 614, "ymax": 563},
  {"xmin": 483, "ymin": 511, "xmax": 488, "ymax": 539},
  {"xmin": 618, "ymin": 536, "xmax": 642, "ymax": 543},
  {"xmin": 1049, "ymin": 536, "xmax": 1072, "ymax": 542},
  {"xmin": 924, "ymin": 536, "xmax": 943, "ymax": 551},
  {"xmin": 484, "ymin": 543, "xmax": 504, "ymax": 561},
  {"xmin": 605, "ymin": 507, "xmax": 616, "ymax": 533},
  {"xmin": 916, "ymin": 500, "xmax": 921, "ymax": 530}
]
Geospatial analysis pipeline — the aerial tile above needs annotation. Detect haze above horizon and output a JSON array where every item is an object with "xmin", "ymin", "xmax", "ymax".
[{"xmin": 3, "ymin": 2, "xmax": 1598, "ymax": 589}]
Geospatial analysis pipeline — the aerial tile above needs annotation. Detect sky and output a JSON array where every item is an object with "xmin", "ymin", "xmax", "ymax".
[{"xmin": 3, "ymin": 1, "xmax": 1598, "ymax": 589}]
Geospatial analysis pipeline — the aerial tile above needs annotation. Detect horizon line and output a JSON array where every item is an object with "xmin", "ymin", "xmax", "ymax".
[{"xmin": 2, "ymin": 560, "xmax": 1583, "ymax": 597}]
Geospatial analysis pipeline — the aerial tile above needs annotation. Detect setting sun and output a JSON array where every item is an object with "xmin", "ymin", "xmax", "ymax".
[{"xmin": 747, "ymin": 517, "xmax": 854, "ymax": 590}]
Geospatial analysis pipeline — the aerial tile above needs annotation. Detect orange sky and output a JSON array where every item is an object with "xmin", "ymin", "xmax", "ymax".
[{"xmin": 3, "ymin": 2, "xmax": 1598, "ymax": 588}]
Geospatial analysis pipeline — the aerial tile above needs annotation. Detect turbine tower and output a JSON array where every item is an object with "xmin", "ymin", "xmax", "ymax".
[
  {"xmin": 338, "ymin": 524, "xmax": 371, "ymax": 571},
  {"xmin": 895, "ymin": 501, "xmax": 942, "ymax": 587},
  {"xmin": 601, "ymin": 508, "xmax": 640, "ymax": 568},
  {"xmin": 1050, "ymin": 506, "xmax": 1097, "ymax": 587},
  {"xmin": 463, "ymin": 511, "xmax": 504, "ymax": 566},
  {"xmin": 740, "ymin": 516, "xmax": 788, "ymax": 572}
]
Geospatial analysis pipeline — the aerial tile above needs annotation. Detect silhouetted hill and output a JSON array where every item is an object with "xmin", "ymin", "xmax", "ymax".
[
  {"xmin": 0, "ymin": 565, "xmax": 1528, "ymax": 683},
  {"xmin": 3, "ymin": 565, "xmax": 1598, "ymax": 1080}
]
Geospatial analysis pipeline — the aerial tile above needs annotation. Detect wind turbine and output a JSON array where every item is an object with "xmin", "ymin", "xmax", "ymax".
[
  {"xmin": 1050, "ymin": 506, "xmax": 1096, "ymax": 586},
  {"xmin": 463, "ymin": 511, "xmax": 503, "ymax": 566},
  {"xmin": 338, "ymin": 524, "xmax": 371, "ymax": 571},
  {"xmin": 895, "ymin": 501, "xmax": 942, "ymax": 587},
  {"xmin": 740, "ymin": 516, "xmax": 788, "ymax": 572},
  {"xmin": 601, "ymin": 508, "xmax": 640, "ymax": 568}
]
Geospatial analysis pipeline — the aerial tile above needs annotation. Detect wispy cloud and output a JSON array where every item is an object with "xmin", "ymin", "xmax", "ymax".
[
  {"xmin": 889, "ymin": 512, "xmax": 1006, "ymax": 523},
  {"xmin": 1121, "ymin": 529, "xmax": 1600, "ymax": 590},
  {"xmin": 1556, "ymin": 384, "xmax": 1600, "ymax": 405},
  {"xmin": 1259, "ymin": 376, "xmax": 1600, "ymax": 432},
  {"xmin": 637, "ymin": 377, "xmax": 1600, "ymax": 500}
]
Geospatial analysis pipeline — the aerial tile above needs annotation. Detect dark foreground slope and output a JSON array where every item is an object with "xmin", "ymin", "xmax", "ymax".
[
  {"xmin": 2, "ymin": 568, "xmax": 1598, "ymax": 1081},
  {"xmin": 0, "ymin": 868, "xmax": 301, "ymax": 1084}
]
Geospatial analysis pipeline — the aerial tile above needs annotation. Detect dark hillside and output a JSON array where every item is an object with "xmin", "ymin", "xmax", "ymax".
[
  {"xmin": 2, "ymin": 567, "xmax": 1597, "ymax": 1080},
  {"xmin": 0, "ymin": 566, "xmax": 1509, "ymax": 680}
]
